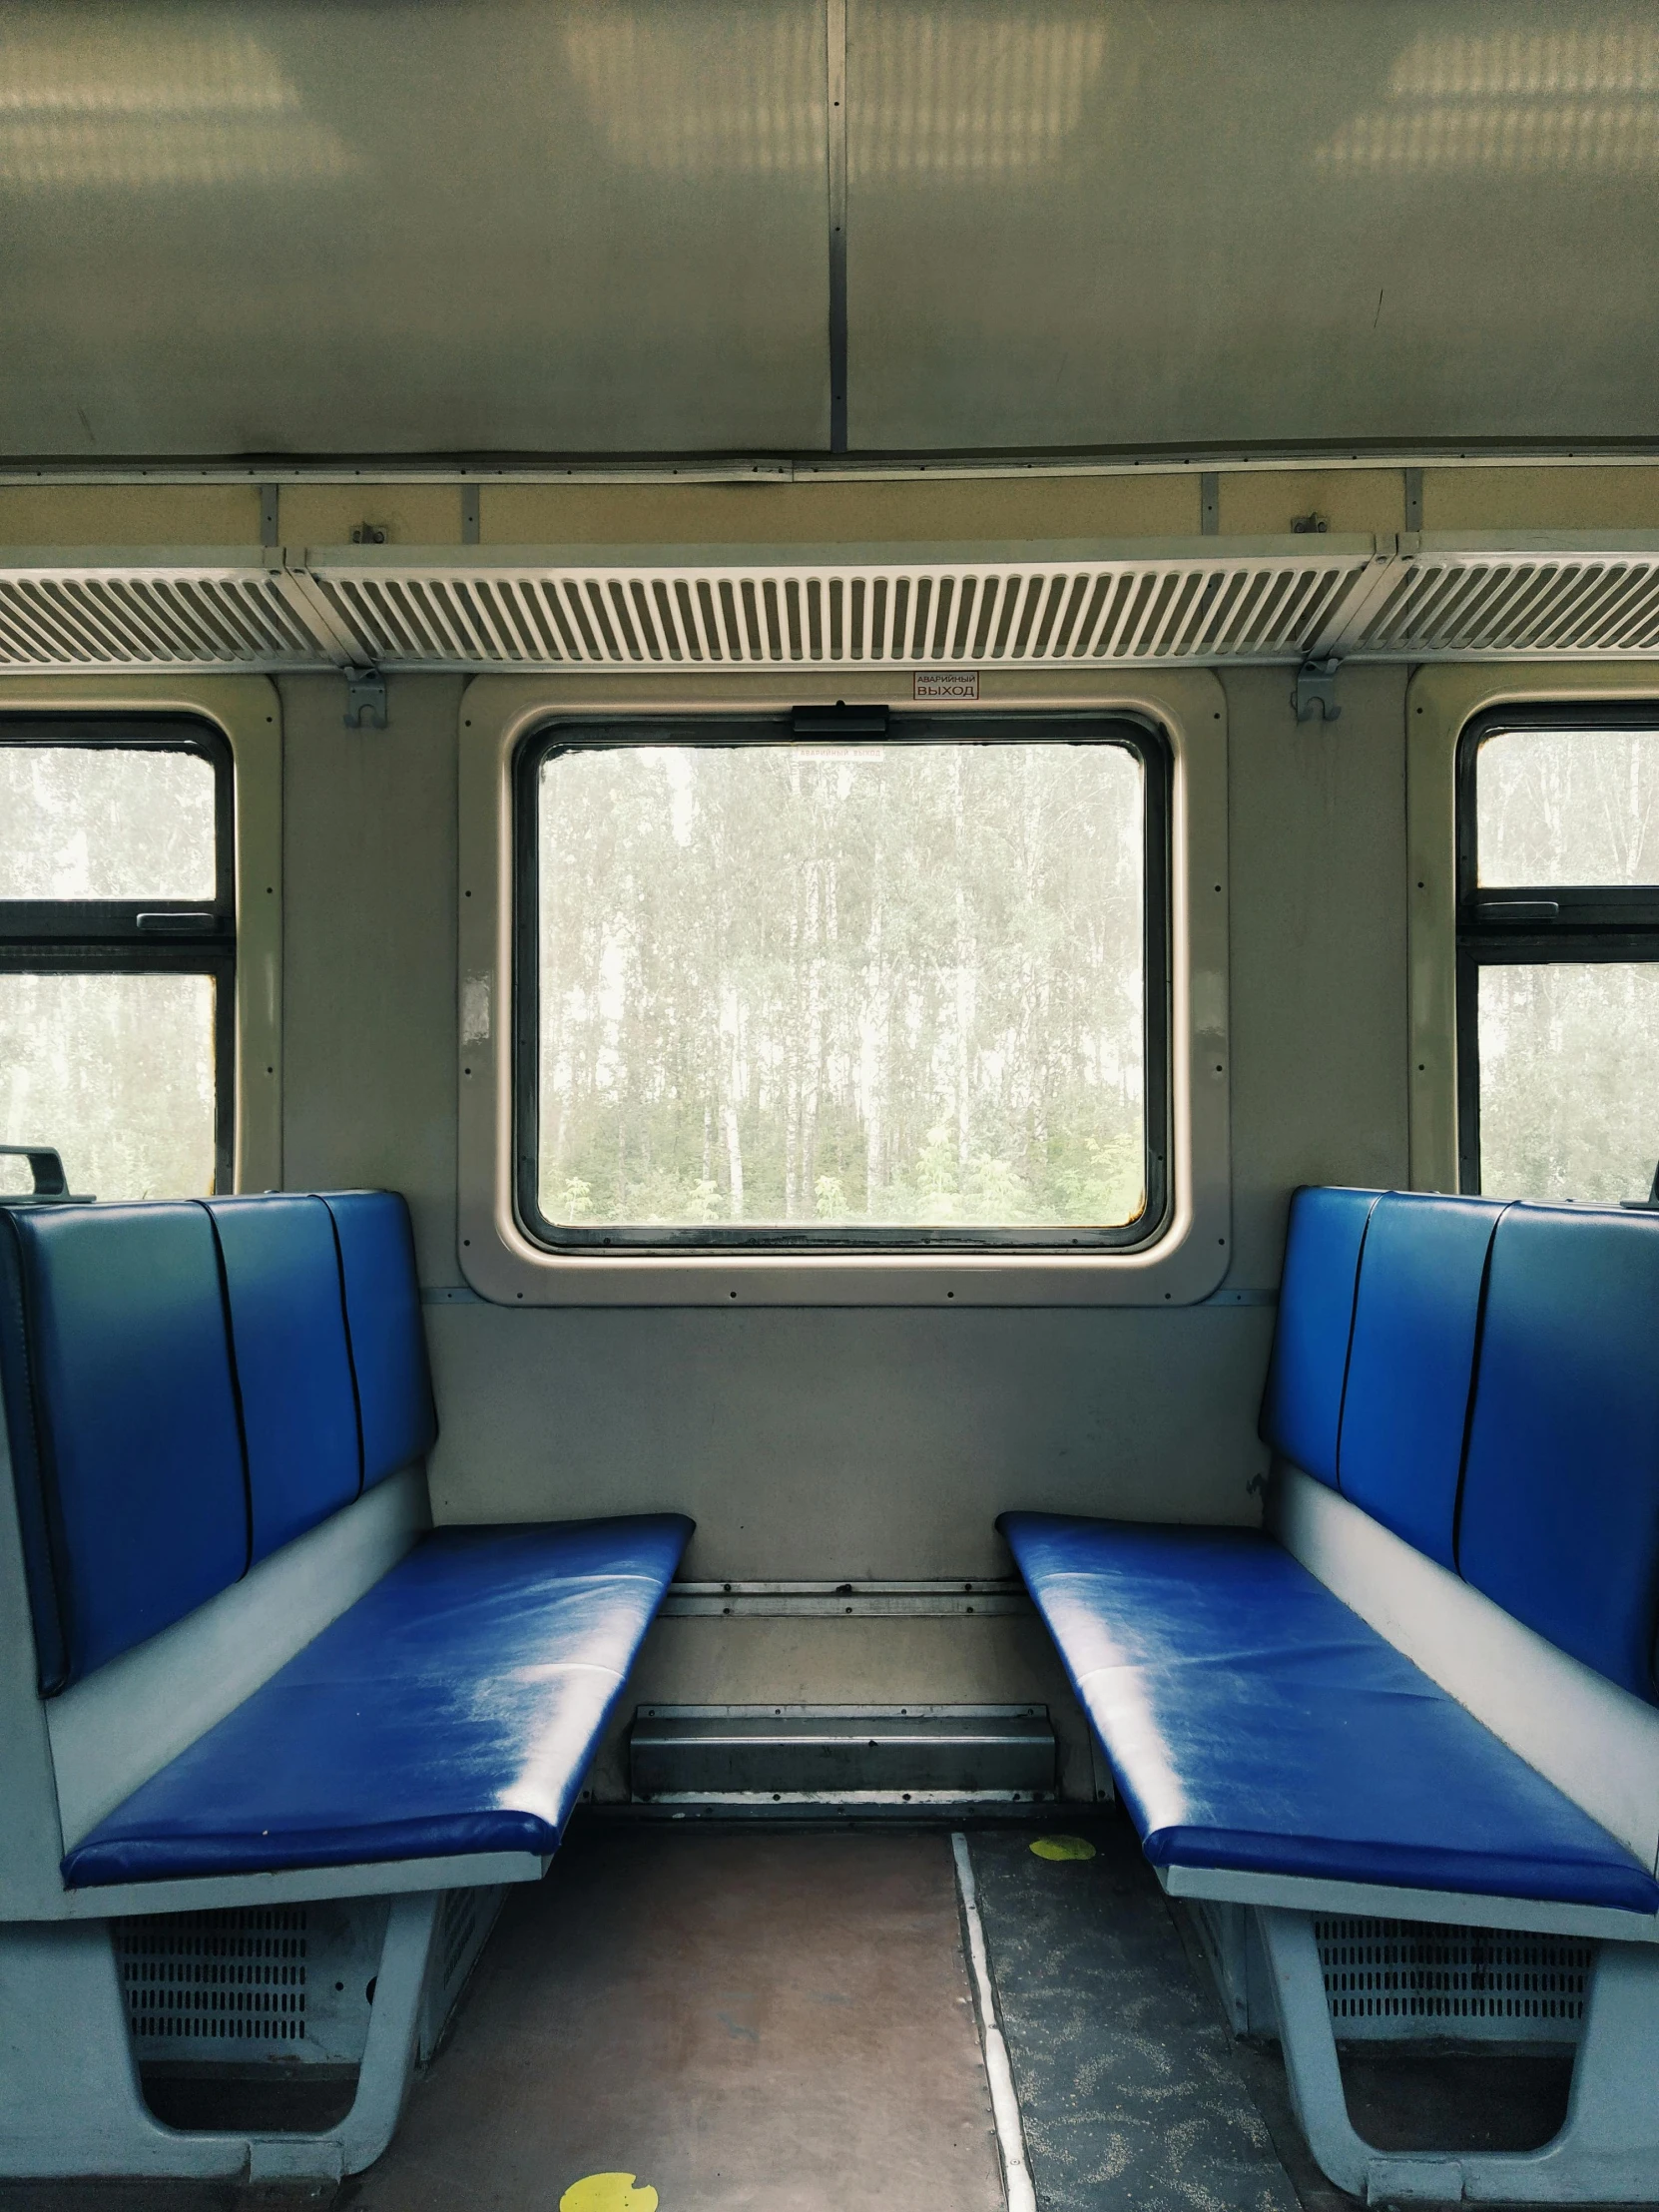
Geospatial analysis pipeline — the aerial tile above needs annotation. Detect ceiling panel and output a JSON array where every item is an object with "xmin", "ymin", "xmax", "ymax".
[
  {"xmin": 0, "ymin": 0, "xmax": 830, "ymax": 457},
  {"xmin": 846, "ymin": 0, "xmax": 1659, "ymax": 450}
]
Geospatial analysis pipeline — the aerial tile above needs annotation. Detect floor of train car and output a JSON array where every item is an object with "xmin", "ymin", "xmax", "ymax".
[{"xmin": 0, "ymin": 1810, "xmax": 1623, "ymax": 2212}]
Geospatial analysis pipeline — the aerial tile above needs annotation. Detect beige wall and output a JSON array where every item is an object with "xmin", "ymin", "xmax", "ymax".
[
  {"xmin": 276, "ymin": 652, "xmax": 1410, "ymax": 1764},
  {"xmin": 275, "ymin": 653, "xmax": 1408, "ymax": 1624}
]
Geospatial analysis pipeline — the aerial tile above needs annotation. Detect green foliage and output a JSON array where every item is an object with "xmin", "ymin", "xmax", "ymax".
[{"xmin": 536, "ymin": 741, "xmax": 1149, "ymax": 1231}]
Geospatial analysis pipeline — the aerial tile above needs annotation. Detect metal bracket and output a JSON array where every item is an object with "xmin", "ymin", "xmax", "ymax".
[
  {"xmin": 343, "ymin": 665, "xmax": 387, "ymax": 730},
  {"xmin": 1293, "ymin": 655, "xmax": 1342, "ymax": 723}
]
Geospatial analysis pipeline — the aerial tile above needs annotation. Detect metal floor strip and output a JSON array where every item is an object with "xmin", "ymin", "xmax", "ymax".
[{"xmin": 953, "ymin": 1832, "xmax": 1038, "ymax": 2212}]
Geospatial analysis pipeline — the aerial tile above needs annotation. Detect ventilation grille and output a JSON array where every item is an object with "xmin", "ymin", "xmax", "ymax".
[
  {"xmin": 119, "ymin": 1907, "xmax": 309, "ymax": 2047},
  {"xmin": 1350, "ymin": 545, "xmax": 1659, "ymax": 658},
  {"xmin": 0, "ymin": 563, "xmax": 319, "ymax": 671},
  {"xmin": 437, "ymin": 1889, "xmax": 484, "ymax": 1993},
  {"xmin": 7, "ymin": 536, "xmax": 1659, "ymax": 674},
  {"xmin": 309, "ymin": 552, "xmax": 1366, "ymax": 671},
  {"xmin": 1318, "ymin": 1917, "xmax": 1590, "ymax": 2036}
]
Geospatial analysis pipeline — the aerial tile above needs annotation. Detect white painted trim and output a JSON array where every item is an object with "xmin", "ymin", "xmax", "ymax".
[
  {"xmin": 0, "ymin": 672, "xmax": 283, "ymax": 1192},
  {"xmin": 47, "ymin": 1467, "xmax": 430, "ymax": 1853},
  {"xmin": 1405, "ymin": 662, "xmax": 1659, "ymax": 1193},
  {"xmin": 454, "ymin": 667, "xmax": 1232, "ymax": 1306},
  {"xmin": 1161, "ymin": 1866, "xmax": 1659, "ymax": 1944},
  {"xmin": 952, "ymin": 1833, "xmax": 1037, "ymax": 2212},
  {"xmin": 1271, "ymin": 1464, "xmax": 1659, "ymax": 1877},
  {"xmin": 37, "ymin": 1851, "xmax": 550, "ymax": 1925},
  {"xmin": 7, "ymin": 451, "xmax": 1659, "ymax": 487}
]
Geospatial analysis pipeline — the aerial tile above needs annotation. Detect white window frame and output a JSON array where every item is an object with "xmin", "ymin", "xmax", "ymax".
[{"xmin": 457, "ymin": 670, "xmax": 1230, "ymax": 1307}]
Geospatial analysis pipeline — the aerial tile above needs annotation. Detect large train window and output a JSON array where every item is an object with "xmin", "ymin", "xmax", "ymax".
[
  {"xmin": 515, "ymin": 715, "xmax": 1170, "ymax": 1251},
  {"xmin": 1457, "ymin": 708, "xmax": 1659, "ymax": 1204},
  {"xmin": 0, "ymin": 718, "xmax": 235, "ymax": 1201}
]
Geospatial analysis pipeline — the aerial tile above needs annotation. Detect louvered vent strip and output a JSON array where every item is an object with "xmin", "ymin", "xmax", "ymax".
[
  {"xmin": 506, "ymin": 578, "xmax": 559, "ymax": 661},
  {"xmin": 192, "ymin": 580, "xmax": 286, "ymax": 659},
  {"xmin": 1566, "ymin": 563, "xmax": 1659, "ymax": 652},
  {"xmin": 99, "ymin": 581, "xmax": 192, "ymax": 661},
  {"xmin": 8, "ymin": 583, "xmax": 105, "ymax": 664},
  {"xmin": 1359, "ymin": 564, "xmax": 1458, "ymax": 650},
  {"xmin": 170, "ymin": 581, "xmax": 265, "ymax": 661},
  {"xmin": 0, "ymin": 582, "xmax": 87, "ymax": 663},
  {"xmin": 221, "ymin": 579, "xmax": 293, "ymax": 659},
  {"xmin": 387, "ymin": 579, "xmax": 459, "ymax": 659},
  {"xmin": 26, "ymin": 579, "xmax": 131, "ymax": 663},
  {"xmin": 1482, "ymin": 564, "xmax": 1575, "ymax": 651},
  {"xmin": 38, "ymin": 579, "xmax": 152, "ymax": 663},
  {"xmin": 1562, "ymin": 565, "xmax": 1645, "ymax": 652},
  {"xmin": 1601, "ymin": 571, "xmax": 1659, "ymax": 651}
]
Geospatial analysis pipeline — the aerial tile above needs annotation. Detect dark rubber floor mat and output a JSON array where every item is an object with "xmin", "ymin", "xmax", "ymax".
[{"xmin": 966, "ymin": 1816, "xmax": 1302, "ymax": 2212}]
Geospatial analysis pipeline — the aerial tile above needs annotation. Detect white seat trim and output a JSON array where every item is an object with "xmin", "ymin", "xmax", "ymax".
[
  {"xmin": 48, "ymin": 1465, "xmax": 429, "ymax": 1852},
  {"xmin": 1160, "ymin": 1863, "xmax": 1659, "ymax": 1944},
  {"xmin": 1271, "ymin": 1461, "xmax": 1659, "ymax": 1876}
]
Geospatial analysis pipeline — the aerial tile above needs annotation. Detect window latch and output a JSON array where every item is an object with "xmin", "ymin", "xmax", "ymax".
[
  {"xmin": 792, "ymin": 704, "xmax": 888, "ymax": 737},
  {"xmin": 1474, "ymin": 898, "xmax": 1560, "ymax": 922}
]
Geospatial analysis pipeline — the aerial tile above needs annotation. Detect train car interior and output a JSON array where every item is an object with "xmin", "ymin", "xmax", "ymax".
[{"xmin": 4, "ymin": 4, "xmax": 1659, "ymax": 2207}]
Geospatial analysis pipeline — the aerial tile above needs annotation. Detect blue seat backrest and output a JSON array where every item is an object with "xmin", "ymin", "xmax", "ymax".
[
  {"xmin": 207, "ymin": 1196, "xmax": 362, "ymax": 1563},
  {"xmin": 0, "ymin": 1203, "xmax": 249, "ymax": 1695},
  {"xmin": 1458, "ymin": 1204, "xmax": 1659, "ymax": 1703},
  {"xmin": 1259, "ymin": 1186, "xmax": 1381, "ymax": 1484},
  {"xmin": 319, "ymin": 1192, "xmax": 436, "ymax": 1485},
  {"xmin": 1337, "ymin": 1193, "xmax": 1505, "ymax": 1569}
]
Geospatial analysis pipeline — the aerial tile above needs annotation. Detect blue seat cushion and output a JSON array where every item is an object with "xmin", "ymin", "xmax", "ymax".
[
  {"xmin": 319, "ymin": 1192, "xmax": 436, "ymax": 1487},
  {"xmin": 1259, "ymin": 1187, "xmax": 1380, "ymax": 1484},
  {"xmin": 1458, "ymin": 1205, "xmax": 1659, "ymax": 1702},
  {"xmin": 1000, "ymin": 1512, "xmax": 1659, "ymax": 1915},
  {"xmin": 207, "ymin": 1196, "xmax": 362, "ymax": 1562},
  {"xmin": 1338, "ymin": 1193, "xmax": 1504, "ymax": 1569},
  {"xmin": 0, "ymin": 1203, "xmax": 249, "ymax": 1694},
  {"xmin": 61, "ymin": 1514, "xmax": 693, "ymax": 1886}
]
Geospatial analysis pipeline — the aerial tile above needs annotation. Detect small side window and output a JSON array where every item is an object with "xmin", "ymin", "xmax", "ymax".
[
  {"xmin": 1457, "ymin": 711, "xmax": 1659, "ymax": 1204},
  {"xmin": 0, "ymin": 718, "xmax": 235, "ymax": 1201}
]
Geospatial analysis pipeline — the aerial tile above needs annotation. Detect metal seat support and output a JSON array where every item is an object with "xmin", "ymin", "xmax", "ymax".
[
  {"xmin": 1258, "ymin": 1907, "xmax": 1659, "ymax": 2204},
  {"xmin": 0, "ymin": 1892, "xmax": 438, "ymax": 2182}
]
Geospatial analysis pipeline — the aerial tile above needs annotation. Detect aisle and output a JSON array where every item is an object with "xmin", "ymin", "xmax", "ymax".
[{"xmin": 352, "ymin": 1825, "xmax": 1004, "ymax": 2212}]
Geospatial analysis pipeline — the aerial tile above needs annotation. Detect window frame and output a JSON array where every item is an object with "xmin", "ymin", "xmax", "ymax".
[
  {"xmin": 1454, "ymin": 702, "xmax": 1659, "ymax": 1196},
  {"xmin": 511, "ymin": 710, "xmax": 1173, "ymax": 1255},
  {"xmin": 0, "ymin": 713, "xmax": 238, "ymax": 1195}
]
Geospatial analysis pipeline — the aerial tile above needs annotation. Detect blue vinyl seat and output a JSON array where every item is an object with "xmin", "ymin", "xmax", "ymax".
[
  {"xmin": 998, "ymin": 1511, "xmax": 1659, "ymax": 1914},
  {"xmin": 1002, "ymin": 1184, "xmax": 1659, "ymax": 1918},
  {"xmin": 997, "ymin": 1186, "xmax": 1659, "ymax": 2209},
  {"xmin": 61, "ymin": 1515, "xmax": 692, "ymax": 1886},
  {"xmin": 0, "ymin": 1189, "xmax": 691, "ymax": 1893}
]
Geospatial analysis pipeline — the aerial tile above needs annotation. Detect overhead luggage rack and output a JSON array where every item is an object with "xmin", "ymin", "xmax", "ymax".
[{"xmin": 6, "ymin": 534, "xmax": 1659, "ymax": 675}]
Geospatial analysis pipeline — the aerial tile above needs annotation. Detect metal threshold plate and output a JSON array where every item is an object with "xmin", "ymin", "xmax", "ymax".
[{"xmin": 629, "ymin": 1704, "xmax": 1056, "ymax": 1803}]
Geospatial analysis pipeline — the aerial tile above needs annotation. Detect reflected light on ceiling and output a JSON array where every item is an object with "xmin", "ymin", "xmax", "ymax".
[
  {"xmin": 0, "ymin": 24, "xmax": 353, "ymax": 187},
  {"xmin": 1319, "ymin": 24, "xmax": 1659, "ymax": 173},
  {"xmin": 851, "ymin": 12, "xmax": 1109, "ymax": 177},
  {"xmin": 561, "ymin": 6, "xmax": 1108, "ymax": 181},
  {"xmin": 562, "ymin": 11, "xmax": 824, "ymax": 177}
]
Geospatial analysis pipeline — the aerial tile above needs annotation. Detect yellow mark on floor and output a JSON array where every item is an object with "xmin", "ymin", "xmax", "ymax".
[
  {"xmin": 560, "ymin": 2175, "xmax": 660, "ymax": 2212},
  {"xmin": 1030, "ymin": 1834, "xmax": 1096, "ymax": 1862}
]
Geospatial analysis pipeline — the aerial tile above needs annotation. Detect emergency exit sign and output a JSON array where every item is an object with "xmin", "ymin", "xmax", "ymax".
[{"xmin": 913, "ymin": 671, "xmax": 979, "ymax": 700}]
